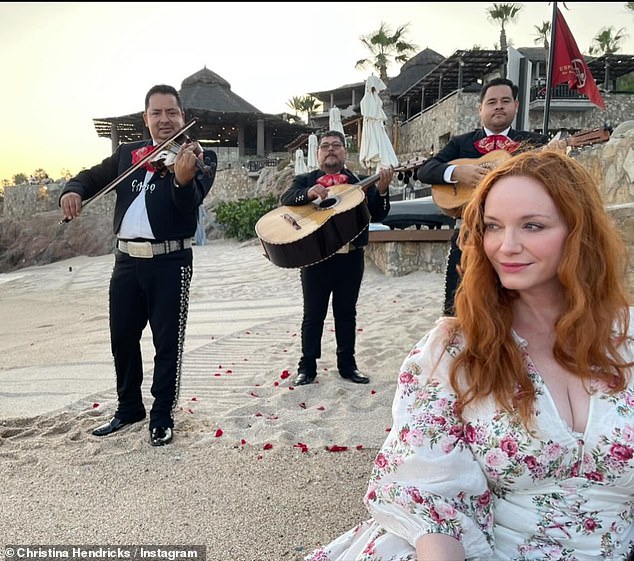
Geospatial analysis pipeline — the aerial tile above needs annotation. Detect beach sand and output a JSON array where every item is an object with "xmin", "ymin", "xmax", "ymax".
[{"xmin": 0, "ymin": 238, "xmax": 444, "ymax": 560}]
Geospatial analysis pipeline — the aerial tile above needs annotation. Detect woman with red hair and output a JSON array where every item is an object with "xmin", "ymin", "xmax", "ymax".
[{"xmin": 305, "ymin": 150, "xmax": 634, "ymax": 561}]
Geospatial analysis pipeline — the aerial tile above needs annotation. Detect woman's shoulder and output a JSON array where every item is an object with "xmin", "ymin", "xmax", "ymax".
[{"xmin": 401, "ymin": 317, "xmax": 463, "ymax": 372}]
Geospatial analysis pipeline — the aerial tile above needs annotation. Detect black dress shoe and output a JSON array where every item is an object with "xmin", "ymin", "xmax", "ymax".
[
  {"xmin": 92, "ymin": 417, "xmax": 138, "ymax": 437},
  {"xmin": 295, "ymin": 370, "xmax": 316, "ymax": 385},
  {"xmin": 340, "ymin": 369, "xmax": 370, "ymax": 384},
  {"xmin": 150, "ymin": 427, "xmax": 173, "ymax": 446}
]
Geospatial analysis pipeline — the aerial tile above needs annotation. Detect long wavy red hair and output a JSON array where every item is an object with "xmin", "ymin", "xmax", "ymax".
[{"xmin": 451, "ymin": 150, "xmax": 632, "ymax": 426}]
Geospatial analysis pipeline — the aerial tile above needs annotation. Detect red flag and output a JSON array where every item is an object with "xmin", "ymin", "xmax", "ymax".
[{"xmin": 551, "ymin": 7, "xmax": 605, "ymax": 109}]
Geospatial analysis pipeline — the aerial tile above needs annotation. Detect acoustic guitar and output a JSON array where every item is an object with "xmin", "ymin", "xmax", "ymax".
[
  {"xmin": 256, "ymin": 158, "xmax": 425, "ymax": 269},
  {"xmin": 431, "ymin": 127, "xmax": 610, "ymax": 218}
]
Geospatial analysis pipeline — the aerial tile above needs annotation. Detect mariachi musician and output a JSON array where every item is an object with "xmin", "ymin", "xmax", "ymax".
[
  {"xmin": 59, "ymin": 84, "xmax": 216, "ymax": 447},
  {"xmin": 417, "ymin": 77, "xmax": 550, "ymax": 316},
  {"xmin": 280, "ymin": 129, "xmax": 393, "ymax": 387}
]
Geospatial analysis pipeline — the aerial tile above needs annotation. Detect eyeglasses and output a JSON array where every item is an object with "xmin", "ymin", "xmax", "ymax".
[{"xmin": 318, "ymin": 142, "xmax": 344, "ymax": 150}]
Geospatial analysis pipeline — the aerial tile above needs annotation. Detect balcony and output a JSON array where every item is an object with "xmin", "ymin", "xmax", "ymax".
[{"xmin": 528, "ymin": 83, "xmax": 596, "ymax": 112}]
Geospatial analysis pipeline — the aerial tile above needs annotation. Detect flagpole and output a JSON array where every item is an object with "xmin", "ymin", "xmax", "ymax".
[{"xmin": 542, "ymin": 1, "xmax": 558, "ymax": 135}]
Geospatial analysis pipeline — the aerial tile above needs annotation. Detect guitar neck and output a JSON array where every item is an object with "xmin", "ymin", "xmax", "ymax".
[
  {"xmin": 351, "ymin": 159, "xmax": 424, "ymax": 192},
  {"xmin": 356, "ymin": 171, "xmax": 383, "ymax": 192}
]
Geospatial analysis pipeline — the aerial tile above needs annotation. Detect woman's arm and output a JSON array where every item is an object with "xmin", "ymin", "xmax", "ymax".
[{"xmin": 416, "ymin": 533, "xmax": 465, "ymax": 561}]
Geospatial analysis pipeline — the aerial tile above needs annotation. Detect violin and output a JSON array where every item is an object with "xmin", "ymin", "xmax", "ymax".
[
  {"xmin": 60, "ymin": 118, "xmax": 205, "ymax": 224},
  {"xmin": 149, "ymin": 137, "xmax": 214, "ymax": 177}
]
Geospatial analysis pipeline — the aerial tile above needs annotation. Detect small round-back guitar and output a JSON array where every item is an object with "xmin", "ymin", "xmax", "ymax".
[
  {"xmin": 255, "ymin": 159, "xmax": 425, "ymax": 268},
  {"xmin": 431, "ymin": 127, "xmax": 610, "ymax": 218}
]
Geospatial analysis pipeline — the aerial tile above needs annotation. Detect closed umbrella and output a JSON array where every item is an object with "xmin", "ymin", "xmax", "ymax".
[
  {"xmin": 294, "ymin": 148, "xmax": 308, "ymax": 174},
  {"xmin": 329, "ymin": 107, "xmax": 344, "ymax": 135},
  {"xmin": 359, "ymin": 75, "xmax": 398, "ymax": 171},
  {"xmin": 307, "ymin": 133, "xmax": 319, "ymax": 170}
]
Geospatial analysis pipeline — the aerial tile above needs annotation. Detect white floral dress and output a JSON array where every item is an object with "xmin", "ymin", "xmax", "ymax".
[{"xmin": 306, "ymin": 316, "xmax": 634, "ymax": 561}]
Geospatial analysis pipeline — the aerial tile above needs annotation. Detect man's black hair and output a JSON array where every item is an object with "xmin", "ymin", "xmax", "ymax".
[
  {"xmin": 144, "ymin": 84, "xmax": 183, "ymax": 110},
  {"xmin": 318, "ymin": 130, "xmax": 346, "ymax": 144},
  {"xmin": 479, "ymin": 77, "xmax": 519, "ymax": 102}
]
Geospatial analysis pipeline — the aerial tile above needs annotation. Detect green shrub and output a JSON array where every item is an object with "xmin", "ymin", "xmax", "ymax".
[{"xmin": 214, "ymin": 194, "xmax": 279, "ymax": 241}]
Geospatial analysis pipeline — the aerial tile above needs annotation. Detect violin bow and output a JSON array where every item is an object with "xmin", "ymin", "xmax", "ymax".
[{"xmin": 60, "ymin": 118, "xmax": 199, "ymax": 224}]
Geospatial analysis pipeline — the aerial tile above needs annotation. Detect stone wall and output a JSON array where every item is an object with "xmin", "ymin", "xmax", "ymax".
[{"xmin": 365, "ymin": 238, "xmax": 450, "ymax": 276}]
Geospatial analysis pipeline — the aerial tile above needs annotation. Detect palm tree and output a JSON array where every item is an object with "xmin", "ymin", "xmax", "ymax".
[
  {"xmin": 355, "ymin": 22, "xmax": 417, "ymax": 84},
  {"xmin": 533, "ymin": 21, "xmax": 550, "ymax": 52},
  {"xmin": 588, "ymin": 26, "xmax": 627, "ymax": 55},
  {"xmin": 286, "ymin": 96, "xmax": 304, "ymax": 117},
  {"xmin": 286, "ymin": 95, "xmax": 321, "ymax": 124},
  {"xmin": 355, "ymin": 22, "xmax": 417, "ymax": 140},
  {"xmin": 486, "ymin": 3, "xmax": 523, "ymax": 52},
  {"xmin": 299, "ymin": 95, "xmax": 321, "ymax": 125}
]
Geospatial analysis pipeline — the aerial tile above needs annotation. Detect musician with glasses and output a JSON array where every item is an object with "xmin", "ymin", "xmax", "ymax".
[
  {"xmin": 280, "ymin": 130, "xmax": 393, "ymax": 386},
  {"xmin": 59, "ymin": 84, "xmax": 216, "ymax": 446},
  {"xmin": 417, "ymin": 77, "xmax": 550, "ymax": 317}
]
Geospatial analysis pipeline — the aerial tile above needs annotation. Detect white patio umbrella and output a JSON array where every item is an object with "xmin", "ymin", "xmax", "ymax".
[
  {"xmin": 328, "ymin": 107, "xmax": 344, "ymax": 135},
  {"xmin": 294, "ymin": 148, "xmax": 308, "ymax": 174},
  {"xmin": 359, "ymin": 75, "xmax": 399, "ymax": 171},
  {"xmin": 307, "ymin": 133, "xmax": 319, "ymax": 170}
]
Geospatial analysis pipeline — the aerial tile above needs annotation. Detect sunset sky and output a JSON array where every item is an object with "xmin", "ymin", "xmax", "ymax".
[{"xmin": 1, "ymin": 2, "xmax": 633, "ymax": 183}]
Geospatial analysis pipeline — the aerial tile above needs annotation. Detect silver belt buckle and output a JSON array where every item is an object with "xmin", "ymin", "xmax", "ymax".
[{"xmin": 127, "ymin": 241, "xmax": 154, "ymax": 258}]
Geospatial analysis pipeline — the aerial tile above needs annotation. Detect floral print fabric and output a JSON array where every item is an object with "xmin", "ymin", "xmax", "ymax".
[{"xmin": 306, "ymin": 315, "xmax": 634, "ymax": 561}]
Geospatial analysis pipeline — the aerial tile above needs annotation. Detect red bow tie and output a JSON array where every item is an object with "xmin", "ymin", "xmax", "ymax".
[
  {"xmin": 131, "ymin": 145, "xmax": 157, "ymax": 172},
  {"xmin": 473, "ymin": 134, "xmax": 521, "ymax": 155},
  {"xmin": 316, "ymin": 173, "xmax": 348, "ymax": 188}
]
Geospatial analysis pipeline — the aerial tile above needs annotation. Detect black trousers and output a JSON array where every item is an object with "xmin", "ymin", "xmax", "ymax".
[
  {"xmin": 299, "ymin": 249, "xmax": 365, "ymax": 373},
  {"xmin": 444, "ymin": 229, "xmax": 462, "ymax": 316},
  {"xmin": 109, "ymin": 248, "xmax": 193, "ymax": 429}
]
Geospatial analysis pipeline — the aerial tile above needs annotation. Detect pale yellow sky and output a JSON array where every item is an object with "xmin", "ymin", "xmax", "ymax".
[{"xmin": 1, "ymin": 2, "xmax": 632, "ymax": 183}]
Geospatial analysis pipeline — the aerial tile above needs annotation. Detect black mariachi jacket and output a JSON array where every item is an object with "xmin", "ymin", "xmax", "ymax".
[
  {"xmin": 279, "ymin": 168, "xmax": 390, "ymax": 247},
  {"xmin": 416, "ymin": 128, "xmax": 549, "ymax": 186},
  {"xmin": 60, "ymin": 141, "xmax": 217, "ymax": 240}
]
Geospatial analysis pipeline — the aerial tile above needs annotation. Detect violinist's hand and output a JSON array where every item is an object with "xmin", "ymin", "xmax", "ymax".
[
  {"xmin": 307, "ymin": 184, "xmax": 329, "ymax": 201},
  {"xmin": 60, "ymin": 192, "xmax": 83, "ymax": 221},
  {"xmin": 173, "ymin": 141, "xmax": 200, "ymax": 186}
]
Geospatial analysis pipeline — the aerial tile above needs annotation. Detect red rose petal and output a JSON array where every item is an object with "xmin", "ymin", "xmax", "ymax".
[
  {"xmin": 263, "ymin": 443, "xmax": 273, "ymax": 450},
  {"xmin": 214, "ymin": 428, "xmax": 223, "ymax": 437},
  {"xmin": 326, "ymin": 445, "xmax": 348, "ymax": 452}
]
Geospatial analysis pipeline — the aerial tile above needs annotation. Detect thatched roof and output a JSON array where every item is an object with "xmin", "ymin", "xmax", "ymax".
[
  {"xmin": 92, "ymin": 67, "xmax": 313, "ymax": 152},
  {"xmin": 179, "ymin": 67, "xmax": 261, "ymax": 113},
  {"xmin": 388, "ymin": 48, "xmax": 445, "ymax": 96}
]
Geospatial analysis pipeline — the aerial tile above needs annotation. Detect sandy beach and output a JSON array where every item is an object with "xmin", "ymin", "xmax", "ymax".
[{"xmin": 0, "ymin": 238, "xmax": 444, "ymax": 560}]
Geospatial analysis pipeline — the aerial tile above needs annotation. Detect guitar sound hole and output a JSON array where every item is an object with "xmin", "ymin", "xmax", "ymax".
[{"xmin": 318, "ymin": 197, "xmax": 338, "ymax": 209}]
